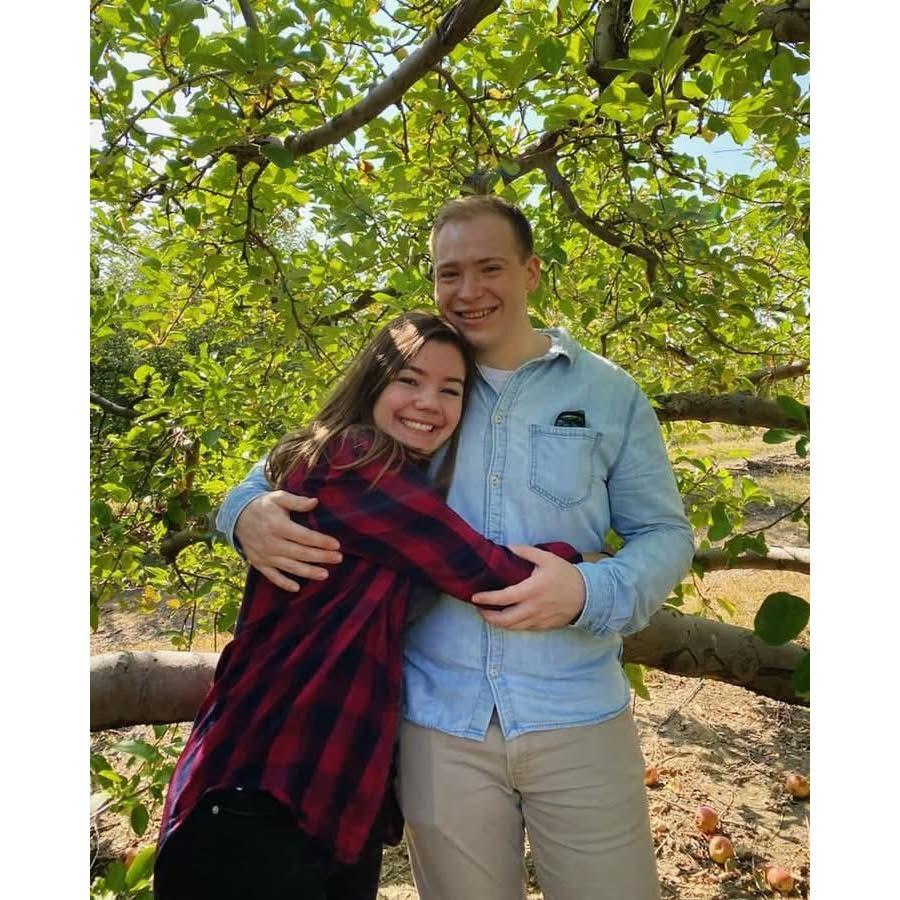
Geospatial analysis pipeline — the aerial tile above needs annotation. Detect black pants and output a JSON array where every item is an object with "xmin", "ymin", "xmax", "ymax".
[{"xmin": 153, "ymin": 790, "xmax": 383, "ymax": 900}]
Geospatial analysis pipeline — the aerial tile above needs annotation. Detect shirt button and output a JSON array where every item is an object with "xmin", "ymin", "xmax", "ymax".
[
  {"xmin": 211, "ymin": 805, "xmax": 220, "ymax": 815},
  {"xmin": 490, "ymin": 474, "xmax": 500, "ymax": 486},
  {"xmin": 490, "ymin": 667, "xmax": 498, "ymax": 676},
  {"xmin": 494, "ymin": 414, "xmax": 503, "ymax": 424}
]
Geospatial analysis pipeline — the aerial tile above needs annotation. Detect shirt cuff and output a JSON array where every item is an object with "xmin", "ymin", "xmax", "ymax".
[{"xmin": 569, "ymin": 562, "xmax": 613, "ymax": 635}]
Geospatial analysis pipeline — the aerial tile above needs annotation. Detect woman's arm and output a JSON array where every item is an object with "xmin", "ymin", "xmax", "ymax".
[{"xmin": 300, "ymin": 443, "xmax": 581, "ymax": 601}]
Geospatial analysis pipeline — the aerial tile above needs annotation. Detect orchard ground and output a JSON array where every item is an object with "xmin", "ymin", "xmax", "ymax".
[{"xmin": 90, "ymin": 426, "xmax": 810, "ymax": 899}]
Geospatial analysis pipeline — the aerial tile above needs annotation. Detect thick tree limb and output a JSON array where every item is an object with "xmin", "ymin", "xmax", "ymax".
[
  {"xmin": 654, "ymin": 391, "xmax": 808, "ymax": 430},
  {"xmin": 284, "ymin": 0, "xmax": 501, "ymax": 157},
  {"xmin": 160, "ymin": 528, "xmax": 215, "ymax": 564},
  {"xmin": 90, "ymin": 610, "xmax": 807, "ymax": 730},
  {"xmin": 91, "ymin": 651, "xmax": 220, "ymax": 731},
  {"xmin": 587, "ymin": 0, "xmax": 809, "ymax": 91},
  {"xmin": 693, "ymin": 545, "xmax": 809, "ymax": 575},
  {"xmin": 623, "ymin": 607, "xmax": 807, "ymax": 706},
  {"xmin": 90, "ymin": 391, "xmax": 137, "ymax": 419}
]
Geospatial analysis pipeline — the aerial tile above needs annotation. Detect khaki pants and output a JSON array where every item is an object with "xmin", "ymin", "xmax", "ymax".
[{"xmin": 398, "ymin": 710, "xmax": 660, "ymax": 900}]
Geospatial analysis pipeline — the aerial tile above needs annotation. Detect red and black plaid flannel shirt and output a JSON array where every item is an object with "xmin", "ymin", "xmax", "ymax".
[{"xmin": 159, "ymin": 431, "xmax": 581, "ymax": 863}]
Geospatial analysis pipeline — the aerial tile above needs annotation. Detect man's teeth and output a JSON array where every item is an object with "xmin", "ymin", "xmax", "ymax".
[
  {"xmin": 401, "ymin": 419, "xmax": 434, "ymax": 432},
  {"xmin": 459, "ymin": 309, "xmax": 493, "ymax": 320}
]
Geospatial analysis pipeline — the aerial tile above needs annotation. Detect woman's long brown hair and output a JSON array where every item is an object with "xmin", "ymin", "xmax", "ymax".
[{"xmin": 265, "ymin": 312, "xmax": 476, "ymax": 495}]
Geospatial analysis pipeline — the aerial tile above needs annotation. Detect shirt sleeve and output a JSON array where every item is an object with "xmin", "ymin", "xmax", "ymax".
[
  {"xmin": 570, "ymin": 385, "xmax": 695, "ymax": 637},
  {"xmin": 214, "ymin": 457, "xmax": 270, "ymax": 554},
  {"xmin": 299, "ymin": 444, "xmax": 581, "ymax": 602}
]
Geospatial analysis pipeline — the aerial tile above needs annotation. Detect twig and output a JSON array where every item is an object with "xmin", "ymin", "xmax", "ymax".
[{"xmin": 656, "ymin": 681, "xmax": 706, "ymax": 732}]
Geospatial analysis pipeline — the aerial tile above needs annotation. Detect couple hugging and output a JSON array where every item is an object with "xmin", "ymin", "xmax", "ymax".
[{"xmin": 153, "ymin": 195, "xmax": 694, "ymax": 900}]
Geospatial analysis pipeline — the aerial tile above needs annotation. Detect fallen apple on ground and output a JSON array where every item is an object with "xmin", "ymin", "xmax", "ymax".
[
  {"xmin": 708, "ymin": 834, "xmax": 735, "ymax": 864},
  {"xmin": 765, "ymin": 864, "xmax": 795, "ymax": 894},
  {"xmin": 784, "ymin": 772, "xmax": 810, "ymax": 800},
  {"xmin": 695, "ymin": 803, "xmax": 719, "ymax": 835},
  {"xmin": 644, "ymin": 765, "xmax": 660, "ymax": 787}
]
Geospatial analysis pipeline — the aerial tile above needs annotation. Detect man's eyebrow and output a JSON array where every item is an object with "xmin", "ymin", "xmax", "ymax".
[
  {"xmin": 403, "ymin": 365, "xmax": 464, "ymax": 384},
  {"xmin": 436, "ymin": 255, "xmax": 507, "ymax": 269}
]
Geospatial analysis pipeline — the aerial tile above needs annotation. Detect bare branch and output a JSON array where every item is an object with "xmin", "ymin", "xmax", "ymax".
[
  {"xmin": 160, "ymin": 528, "xmax": 215, "ymax": 564},
  {"xmin": 285, "ymin": 0, "xmax": 502, "ymax": 157},
  {"xmin": 623, "ymin": 607, "xmax": 807, "ymax": 706},
  {"xmin": 237, "ymin": 0, "xmax": 259, "ymax": 31},
  {"xmin": 745, "ymin": 361, "xmax": 809, "ymax": 385},
  {"xmin": 90, "ymin": 391, "xmax": 137, "ymax": 419},
  {"xmin": 693, "ymin": 545, "xmax": 809, "ymax": 575}
]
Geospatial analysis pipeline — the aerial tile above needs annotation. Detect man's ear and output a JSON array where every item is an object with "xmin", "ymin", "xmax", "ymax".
[{"xmin": 525, "ymin": 254, "xmax": 541, "ymax": 292}]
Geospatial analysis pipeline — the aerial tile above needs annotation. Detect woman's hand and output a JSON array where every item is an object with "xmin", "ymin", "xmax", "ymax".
[{"xmin": 234, "ymin": 492, "xmax": 343, "ymax": 591}]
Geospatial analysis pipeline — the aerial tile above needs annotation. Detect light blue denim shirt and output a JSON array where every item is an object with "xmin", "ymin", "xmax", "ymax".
[{"xmin": 216, "ymin": 329, "xmax": 694, "ymax": 739}]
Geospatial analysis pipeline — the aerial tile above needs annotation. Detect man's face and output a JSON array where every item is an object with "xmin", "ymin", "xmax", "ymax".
[{"xmin": 432, "ymin": 213, "xmax": 540, "ymax": 364}]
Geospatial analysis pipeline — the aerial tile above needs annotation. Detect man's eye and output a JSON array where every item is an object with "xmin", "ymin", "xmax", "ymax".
[{"xmin": 438, "ymin": 271, "xmax": 458, "ymax": 280}]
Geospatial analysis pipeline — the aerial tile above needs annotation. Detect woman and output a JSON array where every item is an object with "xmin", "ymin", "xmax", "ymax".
[{"xmin": 153, "ymin": 312, "xmax": 581, "ymax": 900}]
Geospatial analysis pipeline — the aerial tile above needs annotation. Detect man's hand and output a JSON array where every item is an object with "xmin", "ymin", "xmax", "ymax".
[
  {"xmin": 471, "ymin": 545, "xmax": 586, "ymax": 630},
  {"xmin": 234, "ymin": 492, "xmax": 343, "ymax": 591}
]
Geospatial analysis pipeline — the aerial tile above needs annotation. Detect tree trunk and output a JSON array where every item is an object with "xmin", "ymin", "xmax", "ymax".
[{"xmin": 90, "ymin": 612, "xmax": 807, "ymax": 731}]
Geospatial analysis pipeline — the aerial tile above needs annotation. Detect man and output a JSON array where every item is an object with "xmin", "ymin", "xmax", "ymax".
[{"xmin": 216, "ymin": 196, "xmax": 694, "ymax": 899}]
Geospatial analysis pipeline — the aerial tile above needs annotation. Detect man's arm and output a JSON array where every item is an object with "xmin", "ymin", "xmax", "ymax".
[
  {"xmin": 475, "ymin": 385, "xmax": 694, "ymax": 633},
  {"xmin": 216, "ymin": 458, "xmax": 342, "ymax": 591}
]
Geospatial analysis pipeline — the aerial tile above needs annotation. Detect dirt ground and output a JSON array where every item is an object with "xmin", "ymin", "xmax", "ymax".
[{"xmin": 91, "ymin": 449, "xmax": 810, "ymax": 899}]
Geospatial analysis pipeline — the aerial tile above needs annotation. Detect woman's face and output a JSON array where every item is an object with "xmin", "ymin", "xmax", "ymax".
[{"xmin": 372, "ymin": 339, "xmax": 467, "ymax": 455}]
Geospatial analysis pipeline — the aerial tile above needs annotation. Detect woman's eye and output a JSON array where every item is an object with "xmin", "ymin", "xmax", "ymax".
[
  {"xmin": 397, "ymin": 375, "xmax": 417, "ymax": 385},
  {"xmin": 442, "ymin": 388, "xmax": 462, "ymax": 397}
]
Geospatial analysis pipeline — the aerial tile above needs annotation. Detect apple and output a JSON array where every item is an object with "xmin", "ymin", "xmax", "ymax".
[
  {"xmin": 784, "ymin": 772, "xmax": 810, "ymax": 800},
  {"xmin": 695, "ymin": 804, "xmax": 719, "ymax": 835},
  {"xmin": 644, "ymin": 766, "xmax": 660, "ymax": 787},
  {"xmin": 708, "ymin": 835, "xmax": 734, "ymax": 865},
  {"xmin": 765, "ymin": 864, "xmax": 795, "ymax": 894}
]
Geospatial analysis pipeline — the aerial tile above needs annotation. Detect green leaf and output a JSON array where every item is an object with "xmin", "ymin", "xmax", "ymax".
[
  {"xmin": 795, "ymin": 435, "xmax": 809, "ymax": 457},
  {"xmin": 166, "ymin": 0, "xmax": 205, "ymax": 33},
  {"xmin": 754, "ymin": 592, "xmax": 809, "ymax": 645},
  {"xmin": 762, "ymin": 428, "xmax": 792, "ymax": 444},
  {"xmin": 623, "ymin": 663, "xmax": 651, "ymax": 700},
  {"xmin": 125, "ymin": 845, "xmax": 156, "ymax": 888},
  {"xmin": 536, "ymin": 38, "xmax": 566, "ymax": 72},
  {"xmin": 130, "ymin": 802, "xmax": 149, "ymax": 836},
  {"xmin": 260, "ymin": 143, "xmax": 294, "ymax": 168},
  {"xmin": 629, "ymin": 26, "xmax": 669, "ymax": 64},
  {"xmin": 774, "ymin": 134, "xmax": 799, "ymax": 171},
  {"xmin": 792, "ymin": 651, "xmax": 810, "ymax": 699},
  {"xmin": 184, "ymin": 207, "xmax": 202, "ymax": 228},
  {"xmin": 110, "ymin": 739, "xmax": 159, "ymax": 763},
  {"xmin": 631, "ymin": 0, "xmax": 654, "ymax": 25},
  {"xmin": 105, "ymin": 860, "xmax": 127, "ymax": 893},
  {"xmin": 775, "ymin": 394, "xmax": 808, "ymax": 426},
  {"xmin": 727, "ymin": 119, "xmax": 751, "ymax": 144},
  {"xmin": 769, "ymin": 49, "xmax": 794, "ymax": 90},
  {"xmin": 179, "ymin": 24, "xmax": 200, "ymax": 56},
  {"xmin": 707, "ymin": 502, "xmax": 732, "ymax": 541},
  {"xmin": 188, "ymin": 136, "xmax": 219, "ymax": 158}
]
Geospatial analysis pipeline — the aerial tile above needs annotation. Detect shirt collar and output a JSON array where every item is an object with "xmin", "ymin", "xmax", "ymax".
[{"xmin": 538, "ymin": 327, "xmax": 579, "ymax": 365}]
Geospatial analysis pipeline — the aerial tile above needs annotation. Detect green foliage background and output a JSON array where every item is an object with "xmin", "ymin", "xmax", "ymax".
[{"xmin": 90, "ymin": 1, "xmax": 808, "ymax": 889}]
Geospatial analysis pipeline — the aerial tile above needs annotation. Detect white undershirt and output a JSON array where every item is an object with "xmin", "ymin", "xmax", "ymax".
[{"xmin": 477, "ymin": 364, "xmax": 514, "ymax": 395}]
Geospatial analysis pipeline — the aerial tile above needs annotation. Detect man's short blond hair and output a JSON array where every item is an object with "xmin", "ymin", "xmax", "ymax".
[{"xmin": 429, "ymin": 195, "xmax": 535, "ymax": 261}]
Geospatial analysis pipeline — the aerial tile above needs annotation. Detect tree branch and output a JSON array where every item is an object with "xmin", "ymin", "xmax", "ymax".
[
  {"xmin": 237, "ymin": 0, "xmax": 259, "ymax": 31},
  {"xmin": 653, "ymin": 391, "xmax": 808, "ymax": 430},
  {"xmin": 90, "ymin": 391, "xmax": 137, "ymax": 419},
  {"xmin": 90, "ymin": 609, "xmax": 808, "ymax": 730},
  {"xmin": 693, "ymin": 545, "xmax": 809, "ymax": 575},
  {"xmin": 745, "ymin": 361, "xmax": 809, "ymax": 385},
  {"xmin": 284, "ymin": 0, "xmax": 502, "ymax": 157},
  {"xmin": 623, "ymin": 607, "xmax": 807, "ymax": 706},
  {"xmin": 540, "ymin": 157, "xmax": 660, "ymax": 283}
]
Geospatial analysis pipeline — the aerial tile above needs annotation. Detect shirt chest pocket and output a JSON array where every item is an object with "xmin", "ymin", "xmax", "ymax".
[{"xmin": 528, "ymin": 424, "xmax": 604, "ymax": 509}]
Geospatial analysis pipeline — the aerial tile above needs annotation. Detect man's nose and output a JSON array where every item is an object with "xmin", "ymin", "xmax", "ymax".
[{"xmin": 457, "ymin": 270, "xmax": 481, "ymax": 299}]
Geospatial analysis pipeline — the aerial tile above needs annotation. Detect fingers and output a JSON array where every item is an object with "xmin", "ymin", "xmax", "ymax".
[
  {"xmin": 258, "ymin": 565, "xmax": 302, "ymax": 592},
  {"xmin": 269, "ymin": 555, "xmax": 330, "ymax": 582},
  {"xmin": 276, "ymin": 521, "xmax": 342, "ymax": 554},
  {"xmin": 271, "ymin": 491, "xmax": 319, "ymax": 512},
  {"xmin": 471, "ymin": 583, "xmax": 525, "ymax": 608}
]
